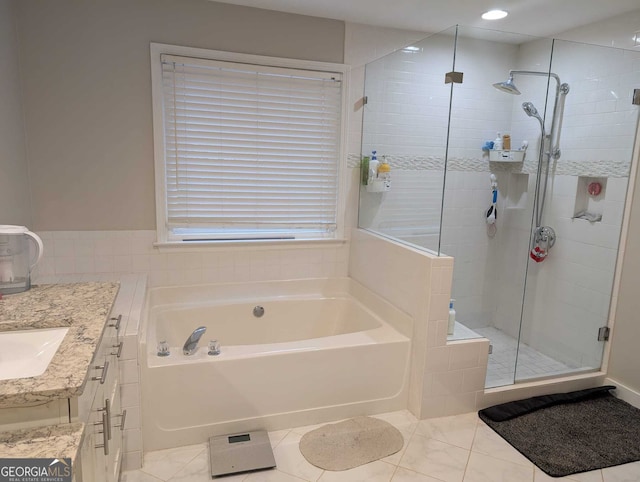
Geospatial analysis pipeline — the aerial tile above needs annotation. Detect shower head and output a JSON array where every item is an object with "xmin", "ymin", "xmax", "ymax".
[{"xmin": 492, "ymin": 76, "xmax": 521, "ymax": 95}]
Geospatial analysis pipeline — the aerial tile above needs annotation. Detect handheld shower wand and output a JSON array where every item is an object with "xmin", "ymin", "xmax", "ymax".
[
  {"xmin": 520, "ymin": 101, "xmax": 549, "ymax": 229},
  {"xmin": 521, "ymin": 102, "xmax": 544, "ymax": 133}
]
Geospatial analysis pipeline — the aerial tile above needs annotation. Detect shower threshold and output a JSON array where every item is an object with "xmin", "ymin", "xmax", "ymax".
[{"xmin": 472, "ymin": 326, "xmax": 585, "ymax": 388}]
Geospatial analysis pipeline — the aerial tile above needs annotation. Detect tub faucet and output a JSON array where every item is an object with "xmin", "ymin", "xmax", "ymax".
[{"xmin": 183, "ymin": 326, "xmax": 207, "ymax": 355}]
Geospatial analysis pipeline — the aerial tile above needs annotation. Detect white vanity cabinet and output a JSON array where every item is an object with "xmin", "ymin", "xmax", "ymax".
[
  {"xmin": 73, "ymin": 314, "xmax": 125, "ymax": 482},
  {"xmin": 0, "ymin": 280, "xmax": 137, "ymax": 482}
]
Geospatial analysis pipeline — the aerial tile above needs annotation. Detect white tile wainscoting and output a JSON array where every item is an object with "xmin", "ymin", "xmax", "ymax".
[{"xmin": 32, "ymin": 230, "xmax": 349, "ymax": 289}]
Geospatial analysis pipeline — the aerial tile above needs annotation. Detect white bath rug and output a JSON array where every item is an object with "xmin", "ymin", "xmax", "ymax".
[{"xmin": 299, "ymin": 416, "xmax": 403, "ymax": 471}]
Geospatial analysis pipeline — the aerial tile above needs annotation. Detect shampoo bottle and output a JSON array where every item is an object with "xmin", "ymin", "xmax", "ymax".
[
  {"xmin": 494, "ymin": 132, "xmax": 503, "ymax": 151},
  {"xmin": 447, "ymin": 299, "xmax": 456, "ymax": 335},
  {"xmin": 368, "ymin": 150, "xmax": 379, "ymax": 182},
  {"xmin": 503, "ymin": 134, "xmax": 511, "ymax": 150}
]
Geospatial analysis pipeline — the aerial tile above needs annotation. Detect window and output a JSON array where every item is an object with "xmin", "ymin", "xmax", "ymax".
[{"xmin": 151, "ymin": 44, "xmax": 347, "ymax": 244}]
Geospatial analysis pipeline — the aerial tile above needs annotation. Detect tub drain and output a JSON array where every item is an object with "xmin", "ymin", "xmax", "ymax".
[{"xmin": 253, "ymin": 306, "xmax": 265, "ymax": 318}]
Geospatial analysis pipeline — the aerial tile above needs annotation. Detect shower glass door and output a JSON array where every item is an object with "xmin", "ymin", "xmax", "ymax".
[
  {"xmin": 442, "ymin": 26, "xmax": 555, "ymax": 387},
  {"xmin": 515, "ymin": 38, "xmax": 640, "ymax": 383}
]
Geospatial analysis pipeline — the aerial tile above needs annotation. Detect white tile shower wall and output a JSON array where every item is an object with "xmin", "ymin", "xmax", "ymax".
[
  {"xmin": 491, "ymin": 171, "xmax": 538, "ymax": 340},
  {"xmin": 554, "ymin": 45, "xmax": 640, "ymax": 163},
  {"xmin": 344, "ymin": 22, "xmax": 427, "ymax": 166},
  {"xmin": 32, "ymin": 231, "xmax": 349, "ymax": 288},
  {"xmin": 349, "ymin": 229, "xmax": 490, "ymax": 420},
  {"xmin": 516, "ymin": 36, "xmax": 640, "ymax": 165},
  {"xmin": 359, "ymin": 170, "xmax": 443, "ymax": 245},
  {"xmin": 440, "ymin": 170, "xmax": 504, "ymax": 329},
  {"xmin": 517, "ymin": 176, "xmax": 627, "ymax": 370},
  {"xmin": 361, "ymin": 42, "xmax": 452, "ymax": 157},
  {"xmin": 447, "ymin": 37, "xmax": 520, "ymax": 160},
  {"xmin": 359, "ymin": 34, "xmax": 521, "ymax": 158}
]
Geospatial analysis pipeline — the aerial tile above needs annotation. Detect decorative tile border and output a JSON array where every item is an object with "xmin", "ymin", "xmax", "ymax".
[{"xmin": 348, "ymin": 153, "xmax": 631, "ymax": 178}]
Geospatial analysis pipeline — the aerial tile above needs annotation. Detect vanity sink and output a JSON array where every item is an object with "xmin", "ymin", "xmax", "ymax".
[{"xmin": 0, "ymin": 327, "xmax": 69, "ymax": 381}]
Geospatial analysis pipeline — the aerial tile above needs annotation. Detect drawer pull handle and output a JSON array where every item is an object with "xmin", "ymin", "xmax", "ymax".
[
  {"xmin": 108, "ymin": 314, "xmax": 122, "ymax": 330},
  {"xmin": 118, "ymin": 410, "xmax": 127, "ymax": 431},
  {"xmin": 95, "ymin": 411, "xmax": 109, "ymax": 455},
  {"xmin": 91, "ymin": 361, "xmax": 109, "ymax": 384},
  {"xmin": 112, "ymin": 341, "xmax": 124, "ymax": 358},
  {"xmin": 97, "ymin": 399, "xmax": 112, "ymax": 441}
]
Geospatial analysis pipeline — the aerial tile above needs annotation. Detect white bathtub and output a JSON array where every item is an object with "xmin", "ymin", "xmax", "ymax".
[{"xmin": 140, "ymin": 278, "xmax": 411, "ymax": 451}]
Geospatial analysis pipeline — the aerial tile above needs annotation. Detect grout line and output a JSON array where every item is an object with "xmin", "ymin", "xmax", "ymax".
[
  {"xmin": 460, "ymin": 418, "xmax": 481, "ymax": 481},
  {"xmin": 389, "ymin": 464, "xmax": 401, "ymax": 481}
]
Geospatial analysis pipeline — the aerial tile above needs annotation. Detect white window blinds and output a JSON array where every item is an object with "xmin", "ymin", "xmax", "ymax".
[{"xmin": 160, "ymin": 54, "xmax": 343, "ymax": 240}]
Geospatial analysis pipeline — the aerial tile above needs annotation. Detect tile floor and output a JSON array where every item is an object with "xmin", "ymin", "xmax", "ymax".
[
  {"xmin": 120, "ymin": 410, "xmax": 640, "ymax": 482},
  {"xmin": 473, "ymin": 327, "xmax": 582, "ymax": 388}
]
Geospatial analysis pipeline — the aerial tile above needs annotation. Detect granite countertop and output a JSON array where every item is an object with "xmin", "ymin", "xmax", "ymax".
[
  {"xmin": 0, "ymin": 282, "xmax": 119, "ymax": 407},
  {"xmin": 0, "ymin": 422, "xmax": 84, "ymax": 466}
]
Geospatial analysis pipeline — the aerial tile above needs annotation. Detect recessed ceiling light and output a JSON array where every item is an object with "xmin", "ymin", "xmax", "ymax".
[{"xmin": 482, "ymin": 9, "xmax": 508, "ymax": 20}]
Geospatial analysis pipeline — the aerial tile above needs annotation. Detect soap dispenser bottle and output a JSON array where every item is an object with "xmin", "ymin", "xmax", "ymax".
[
  {"xmin": 494, "ymin": 133, "xmax": 503, "ymax": 151},
  {"xmin": 378, "ymin": 155, "xmax": 391, "ymax": 189},
  {"xmin": 368, "ymin": 150, "xmax": 379, "ymax": 183},
  {"xmin": 447, "ymin": 299, "xmax": 456, "ymax": 335}
]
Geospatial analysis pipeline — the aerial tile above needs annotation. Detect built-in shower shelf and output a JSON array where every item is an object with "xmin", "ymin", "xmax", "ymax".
[
  {"xmin": 489, "ymin": 149, "xmax": 525, "ymax": 162},
  {"xmin": 573, "ymin": 176, "xmax": 606, "ymax": 222}
]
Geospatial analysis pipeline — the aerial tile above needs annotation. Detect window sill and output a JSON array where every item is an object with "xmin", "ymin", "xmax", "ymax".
[{"xmin": 153, "ymin": 237, "xmax": 348, "ymax": 252}]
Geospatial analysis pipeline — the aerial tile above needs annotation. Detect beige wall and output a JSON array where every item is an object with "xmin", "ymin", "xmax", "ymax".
[
  {"xmin": 0, "ymin": 0, "xmax": 31, "ymax": 226},
  {"xmin": 14, "ymin": 0, "xmax": 344, "ymax": 231}
]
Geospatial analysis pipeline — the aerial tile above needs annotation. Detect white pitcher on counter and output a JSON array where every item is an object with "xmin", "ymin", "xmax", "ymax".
[{"xmin": 0, "ymin": 225, "xmax": 43, "ymax": 295}]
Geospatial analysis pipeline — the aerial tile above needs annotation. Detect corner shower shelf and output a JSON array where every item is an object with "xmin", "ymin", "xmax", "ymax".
[{"xmin": 489, "ymin": 149, "xmax": 525, "ymax": 162}]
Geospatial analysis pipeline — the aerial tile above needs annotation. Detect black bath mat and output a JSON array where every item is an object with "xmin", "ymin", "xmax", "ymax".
[{"xmin": 478, "ymin": 386, "xmax": 640, "ymax": 477}]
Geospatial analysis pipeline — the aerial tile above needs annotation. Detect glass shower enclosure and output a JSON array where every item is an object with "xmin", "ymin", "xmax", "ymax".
[{"xmin": 358, "ymin": 25, "xmax": 640, "ymax": 388}]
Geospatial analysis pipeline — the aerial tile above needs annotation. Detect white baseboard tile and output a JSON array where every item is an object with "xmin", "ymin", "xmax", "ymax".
[{"xmin": 605, "ymin": 377, "xmax": 640, "ymax": 409}]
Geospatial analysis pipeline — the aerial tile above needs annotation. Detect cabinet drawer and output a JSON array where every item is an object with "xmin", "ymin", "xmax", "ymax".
[
  {"xmin": 0, "ymin": 399, "xmax": 69, "ymax": 432},
  {"xmin": 71, "ymin": 313, "xmax": 122, "ymax": 422}
]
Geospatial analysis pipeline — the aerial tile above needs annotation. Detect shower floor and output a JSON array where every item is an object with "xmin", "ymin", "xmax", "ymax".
[{"xmin": 473, "ymin": 326, "xmax": 580, "ymax": 388}]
